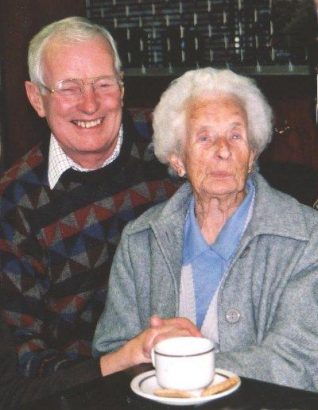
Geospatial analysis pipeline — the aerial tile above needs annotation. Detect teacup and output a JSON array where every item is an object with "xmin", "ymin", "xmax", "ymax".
[{"xmin": 152, "ymin": 336, "xmax": 215, "ymax": 391}]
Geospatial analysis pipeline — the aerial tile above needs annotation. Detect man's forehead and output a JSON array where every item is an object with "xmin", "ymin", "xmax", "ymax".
[
  {"xmin": 44, "ymin": 34, "xmax": 111, "ymax": 54},
  {"xmin": 41, "ymin": 35, "xmax": 115, "ymax": 80}
]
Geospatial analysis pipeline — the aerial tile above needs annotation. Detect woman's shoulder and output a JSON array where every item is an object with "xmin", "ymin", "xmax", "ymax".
[
  {"xmin": 128, "ymin": 200, "xmax": 168, "ymax": 231},
  {"xmin": 123, "ymin": 182, "xmax": 192, "ymax": 235},
  {"xmin": 254, "ymin": 173, "xmax": 318, "ymax": 235},
  {"xmin": 255, "ymin": 172, "xmax": 316, "ymax": 213}
]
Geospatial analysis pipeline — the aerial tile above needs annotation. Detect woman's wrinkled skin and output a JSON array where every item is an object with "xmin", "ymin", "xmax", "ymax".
[{"xmin": 170, "ymin": 94, "xmax": 255, "ymax": 243}]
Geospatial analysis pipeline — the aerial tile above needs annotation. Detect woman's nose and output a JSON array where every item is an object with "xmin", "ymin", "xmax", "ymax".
[{"xmin": 215, "ymin": 137, "xmax": 231, "ymax": 159}]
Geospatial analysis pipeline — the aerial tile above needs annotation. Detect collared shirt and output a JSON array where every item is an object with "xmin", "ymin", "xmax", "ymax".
[
  {"xmin": 48, "ymin": 126, "xmax": 123, "ymax": 189},
  {"xmin": 183, "ymin": 178, "xmax": 255, "ymax": 328}
]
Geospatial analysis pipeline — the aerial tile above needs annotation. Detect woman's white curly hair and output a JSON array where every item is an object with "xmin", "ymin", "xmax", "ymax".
[{"xmin": 152, "ymin": 67, "xmax": 273, "ymax": 165}]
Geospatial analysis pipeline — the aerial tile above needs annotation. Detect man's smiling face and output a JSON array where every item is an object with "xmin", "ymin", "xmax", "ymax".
[{"xmin": 26, "ymin": 35, "xmax": 124, "ymax": 168}]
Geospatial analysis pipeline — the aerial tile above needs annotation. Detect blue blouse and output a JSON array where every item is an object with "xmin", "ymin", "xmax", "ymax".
[{"xmin": 183, "ymin": 178, "xmax": 255, "ymax": 328}]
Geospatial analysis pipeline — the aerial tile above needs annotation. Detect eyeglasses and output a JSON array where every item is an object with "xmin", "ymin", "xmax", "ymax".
[{"xmin": 38, "ymin": 75, "xmax": 122, "ymax": 100}]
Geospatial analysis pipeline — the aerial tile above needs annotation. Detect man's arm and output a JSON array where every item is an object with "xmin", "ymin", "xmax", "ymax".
[
  {"xmin": 0, "ymin": 313, "xmax": 199, "ymax": 408},
  {"xmin": 0, "ymin": 317, "xmax": 102, "ymax": 408},
  {"xmin": 0, "ymin": 205, "xmax": 85, "ymax": 376}
]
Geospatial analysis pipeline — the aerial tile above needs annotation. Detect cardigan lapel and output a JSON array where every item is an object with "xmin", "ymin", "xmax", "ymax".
[{"xmin": 150, "ymin": 182, "xmax": 192, "ymax": 294}]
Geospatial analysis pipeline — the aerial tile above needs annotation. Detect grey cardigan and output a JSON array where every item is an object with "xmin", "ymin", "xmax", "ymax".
[{"xmin": 93, "ymin": 173, "xmax": 318, "ymax": 392}]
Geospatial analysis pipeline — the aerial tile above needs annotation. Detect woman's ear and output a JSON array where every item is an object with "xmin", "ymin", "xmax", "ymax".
[
  {"xmin": 248, "ymin": 149, "xmax": 256, "ymax": 173},
  {"xmin": 169, "ymin": 153, "xmax": 186, "ymax": 177},
  {"xmin": 25, "ymin": 81, "xmax": 46, "ymax": 118}
]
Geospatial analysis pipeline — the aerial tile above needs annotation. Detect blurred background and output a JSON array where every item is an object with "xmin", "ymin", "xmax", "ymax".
[{"xmin": 0, "ymin": 0, "xmax": 317, "ymax": 204}]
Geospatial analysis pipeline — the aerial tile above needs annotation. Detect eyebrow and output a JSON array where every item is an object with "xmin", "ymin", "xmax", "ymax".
[
  {"xmin": 196, "ymin": 121, "xmax": 245, "ymax": 131},
  {"xmin": 230, "ymin": 121, "xmax": 245, "ymax": 128},
  {"xmin": 57, "ymin": 75, "xmax": 118, "ymax": 83}
]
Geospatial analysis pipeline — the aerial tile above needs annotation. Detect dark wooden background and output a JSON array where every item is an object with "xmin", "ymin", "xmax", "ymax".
[
  {"xmin": 1, "ymin": 0, "xmax": 317, "ymax": 186},
  {"xmin": 0, "ymin": 0, "xmax": 86, "ymax": 168}
]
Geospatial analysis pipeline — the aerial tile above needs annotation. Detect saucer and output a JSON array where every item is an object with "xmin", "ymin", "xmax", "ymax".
[{"xmin": 130, "ymin": 368, "xmax": 241, "ymax": 406}]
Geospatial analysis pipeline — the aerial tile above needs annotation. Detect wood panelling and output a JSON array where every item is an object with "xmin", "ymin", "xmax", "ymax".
[{"xmin": 0, "ymin": 0, "xmax": 86, "ymax": 168}]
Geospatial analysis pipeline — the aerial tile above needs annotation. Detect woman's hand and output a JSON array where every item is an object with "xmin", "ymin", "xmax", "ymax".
[
  {"xmin": 149, "ymin": 315, "xmax": 201, "ymax": 345},
  {"xmin": 100, "ymin": 315, "xmax": 201, "ymax": 376}
]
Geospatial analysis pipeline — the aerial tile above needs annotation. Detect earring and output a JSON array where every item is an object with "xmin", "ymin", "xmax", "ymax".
[{"xmin": 178, "ymin": 168, "xmax": 186, "ymax": 177}]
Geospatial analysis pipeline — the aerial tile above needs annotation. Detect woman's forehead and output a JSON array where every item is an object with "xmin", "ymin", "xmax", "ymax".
[{"xmin": 186, "ymin": 94, "xmax": 247, "ymax": 121}]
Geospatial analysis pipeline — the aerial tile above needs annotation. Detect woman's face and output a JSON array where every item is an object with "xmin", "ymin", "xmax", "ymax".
[{"xmin": 171, "ymin": 94, "xmax": 255, "ymax": 201}]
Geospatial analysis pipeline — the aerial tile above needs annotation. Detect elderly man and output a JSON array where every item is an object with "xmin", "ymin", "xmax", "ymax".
[{"xmin": 0, "ymin": 16, "xmax": 177, "ymax": 377}]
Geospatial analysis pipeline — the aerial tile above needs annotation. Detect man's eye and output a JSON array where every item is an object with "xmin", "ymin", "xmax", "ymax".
[
  {"xmin": 60, "ymin": 82, "xmax": 80, "ymax": 94},
  {"xmin": 97, "ymin": 81, "xmax": 114, "ymax": 89},
  {"xmin": 61, "ymin": 87, "xmax": 80, "ymax": 95},
  {"xmin": 62, "ymin": 86, "xmax": 78, "ymax": 91},
  {"xmin": 98, "ymin": 82, "xmax": 111, "ymax": 88}
]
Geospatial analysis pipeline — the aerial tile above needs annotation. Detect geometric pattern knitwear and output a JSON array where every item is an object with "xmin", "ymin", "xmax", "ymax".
[{"xmin": 0, "ymin": 110, "xmax": 179, "ymax": 376}]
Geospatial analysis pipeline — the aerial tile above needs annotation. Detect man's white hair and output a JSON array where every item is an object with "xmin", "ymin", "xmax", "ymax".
[{"xmin": 28, "ymin": 16, "xmax": 122, "ymax": 84}]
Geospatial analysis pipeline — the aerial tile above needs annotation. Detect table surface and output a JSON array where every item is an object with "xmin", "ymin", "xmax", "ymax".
[{"xmin": 22, "ymin": 364, "xmax": 318, "ymax": 410}]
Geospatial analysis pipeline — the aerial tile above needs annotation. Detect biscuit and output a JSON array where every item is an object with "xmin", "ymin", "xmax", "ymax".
[
  {"xmin": 201, "ymin": 375, "xmax": 240, "ymax": 396},
  {"xmin": 153, "ymin": 388, "xmax": 193, "ymax": 398}
]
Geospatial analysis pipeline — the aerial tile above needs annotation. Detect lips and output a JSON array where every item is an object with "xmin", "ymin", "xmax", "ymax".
[
  {"xmin": 210, "ymin": 171, "xmax": 232, "ymax": 178},
  {"xmin": 72, "ymin": 117, "xmax": 103, "ymax": 129}
]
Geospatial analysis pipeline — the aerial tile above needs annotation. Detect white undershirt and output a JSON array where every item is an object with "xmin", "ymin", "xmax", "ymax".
[{"xmin": 48, "ymin": 126, "xmax": 123, "ymax": 189}]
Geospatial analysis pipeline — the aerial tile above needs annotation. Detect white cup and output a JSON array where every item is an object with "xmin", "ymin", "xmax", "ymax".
[{"xmin": 152, "ymin": 336, "xmax": 215, "ymax": 391}]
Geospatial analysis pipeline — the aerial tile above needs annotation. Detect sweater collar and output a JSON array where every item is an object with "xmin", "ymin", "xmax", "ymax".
[
  {"xmin": 48, "ymin": 127, "xmax": 123, "ymax": 189},
  {"xmin": 42, "ymin": 108, "xmax": 138, "ymax": 186}
]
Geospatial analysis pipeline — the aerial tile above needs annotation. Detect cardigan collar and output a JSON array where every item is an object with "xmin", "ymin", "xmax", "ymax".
[
  {"xmin": 145, "ymin": 172, "xmax": 310, "ymax": 293},
  {"xmin": 150, "ymin": 173, "xmax": 310, "ymax": 244}
]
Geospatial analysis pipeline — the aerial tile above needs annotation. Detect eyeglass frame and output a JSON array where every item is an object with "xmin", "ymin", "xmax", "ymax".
[{"xmin": 37, "ymin": 74, "xmax": 124, "ymax": 98}]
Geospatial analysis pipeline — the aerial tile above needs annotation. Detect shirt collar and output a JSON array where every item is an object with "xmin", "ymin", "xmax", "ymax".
[
  {"xmin": 183, "ymin": 178, "xmax": 255, "ymax": 263},
  {"xmin": 48, "ymin": 126, "xmax": 123, "ymax": 189}
]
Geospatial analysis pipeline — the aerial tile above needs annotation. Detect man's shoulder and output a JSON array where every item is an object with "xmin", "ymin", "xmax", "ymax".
[{"xmin": 0, "ymin": 144, "xmax": 47, "ymax": 195}]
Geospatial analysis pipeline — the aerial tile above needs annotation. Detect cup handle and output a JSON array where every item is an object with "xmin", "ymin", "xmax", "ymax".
[{"xmin": 151, "ymin": 348, "xmax": 156, "ymax": 367}]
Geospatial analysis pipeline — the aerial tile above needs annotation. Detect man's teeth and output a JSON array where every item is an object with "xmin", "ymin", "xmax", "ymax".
[{"xmin": 75, "ymin": 119, "xmax": 102, "ymax": 128}]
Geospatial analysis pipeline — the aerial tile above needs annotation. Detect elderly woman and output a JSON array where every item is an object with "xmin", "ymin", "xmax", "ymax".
[{"xmin": 93, "ymin": 68, "xmax": 318, "ymax": 392}]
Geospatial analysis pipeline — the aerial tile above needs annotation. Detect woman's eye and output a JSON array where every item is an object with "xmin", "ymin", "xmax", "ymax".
[
  {"xmin": 198, "ymin": 135, "xmax": 209, "ymax": 142},
  {"xmin": 231, "ymin": 134, "xmax": 241, "ymax": 140}
]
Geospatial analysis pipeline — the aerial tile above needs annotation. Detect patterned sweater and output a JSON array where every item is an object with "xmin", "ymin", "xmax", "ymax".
[
  {"xmin": 0, "ymin": 317, "xmax": 101, "ymax": 408},
  {"xmin": 0, "ymin": 111, "xmax": 178, "ymax": 377}
]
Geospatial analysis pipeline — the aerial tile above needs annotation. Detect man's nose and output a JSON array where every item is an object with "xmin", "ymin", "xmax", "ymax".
[{"xmin": 77, "ymin": 84, "xmax": 99, "ymax": 113}]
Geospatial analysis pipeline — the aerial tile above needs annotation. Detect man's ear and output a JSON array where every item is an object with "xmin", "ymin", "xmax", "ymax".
[
  {"xmin": 169, "ymin": 153, "xmax": 186, "ymax": 177},
  {"xmin": 120, "ymin": 85, "xmax": 125, "ymax": 106},
  {"xmin": 119, "ymin": 73, "xmax": 125, "ymax": 105},
  {"xmin": 25, "ymin": 81, "xmax": 46, "ymax": 118}
]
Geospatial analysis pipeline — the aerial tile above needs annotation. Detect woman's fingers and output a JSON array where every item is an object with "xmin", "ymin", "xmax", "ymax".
[{"xmin": 150, "ymin": 315, "xmax": 201, "ymax": 337}]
